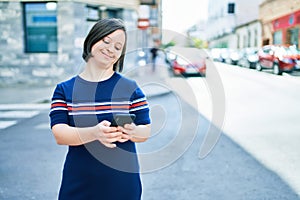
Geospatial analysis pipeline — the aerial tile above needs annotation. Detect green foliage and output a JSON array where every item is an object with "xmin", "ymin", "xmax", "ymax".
[
  {"xmin": 160, "ymin": 40, "xmax": 176, "ymax": 49},
  {"xmin": 190, "ymin": 37, "xmax": 208, "ymax": 49}
]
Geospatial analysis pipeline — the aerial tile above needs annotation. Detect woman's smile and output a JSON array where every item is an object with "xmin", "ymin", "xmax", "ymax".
[{"xmin": 100, "ymin": 50, "xmax": 114, "ymax": 59}]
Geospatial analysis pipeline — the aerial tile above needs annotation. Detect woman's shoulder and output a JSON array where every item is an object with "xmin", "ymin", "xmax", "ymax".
[
  {"xmin": 56, "ymin": 76, "xmax": 77, "ymax": 87},
  {"xmin": 115, "ymin": 72, "xmax": 137, "ymax": 87},
  {"xmin": 54, "ymin": 76, "xmax": 77, "ymax": 93}
]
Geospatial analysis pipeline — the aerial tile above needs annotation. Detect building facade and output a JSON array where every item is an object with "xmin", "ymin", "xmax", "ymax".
[
  {"xmin": 235, "ymin": 19, "xmax": 262, "ymax": 48},
  {"xmin": 260, "ymin": 0, "xmax": 300, "ymax": 48},
  {"xmin": 0, "ymin": 0, "xmax": 162, "ymax": 86},
  {"xmin": 206, "ymin": 0, "xmax": 263, "ymax": 48}
]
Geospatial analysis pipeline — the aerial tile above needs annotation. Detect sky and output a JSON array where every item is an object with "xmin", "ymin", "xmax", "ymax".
[{"xmin": 162, "ymin": 0, "xmax": 208, "ymax": 33}]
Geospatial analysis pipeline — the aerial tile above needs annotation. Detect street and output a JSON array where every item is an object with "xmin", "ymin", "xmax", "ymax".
[
  {"xmin": 0, "ymin": 61, "xmax": 300, "ymax": 199},
  {"xmin": 186, "ymin": 61, "xmax": 300, "ymax": 198}
]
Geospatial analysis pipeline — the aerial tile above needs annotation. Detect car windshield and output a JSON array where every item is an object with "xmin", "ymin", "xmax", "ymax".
[
  {"xmin": 287, "ymin": 46, "xmax": 300, "ymax": 55},
  {"xmin": 245, "ymin": 48, "xmax": 257, "ymax": 54},
  {"xmin": 274, "ymin": 46, "xmax": 300, "ymax": 56},
  {"xmin": 274, "ymin": 47, "xmax": 290, "ymax": 56},
  {"xmin": 177, "ymin": 57, "xmax": 189, "ymax": 65},
  {"xmin": 166, "ymin": 52, "xmax": 176, "ymax": 60}
]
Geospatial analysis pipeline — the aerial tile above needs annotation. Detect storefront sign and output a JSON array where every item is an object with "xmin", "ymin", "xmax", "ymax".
[
  {"xmin": 273, "ymin": 10, "xmax": 300, "ymax": 31},
  {"xmin": 137, "ymin": 18, "xmax": 150, "ymax": 30}
]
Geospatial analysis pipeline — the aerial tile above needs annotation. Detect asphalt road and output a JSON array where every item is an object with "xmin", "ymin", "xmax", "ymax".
[
  {"xmin": 187, "ymin": 61, "xmax": 300, "ymax": 197},
  {"xmin": 0, "ymin": 98, "xmax": 299, "ymax": 199},
  {"xmin": 139, "ymin": 72, "xmax": 300, "ymax": 199},
  {"xmin": 0, "ymin": 62, "xmax": 300, "ymax": 199}
]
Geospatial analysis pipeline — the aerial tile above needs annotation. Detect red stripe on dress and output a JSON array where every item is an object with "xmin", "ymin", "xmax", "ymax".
[
  {"xmin": 68, "ymin": 105, "xmax": 130, "ymax": 111},
  {"xmin": 130, "ymin": 101, "xmax": 147, "ymax": 109},
  {"xmin": 51, "ymin": 103, "xmax": 67, "ymax": 108}
]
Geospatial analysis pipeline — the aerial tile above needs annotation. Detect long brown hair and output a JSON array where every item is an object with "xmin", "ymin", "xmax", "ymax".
[{"xmin": 82, "ymin": 18, "xmax": 127, "ymax": 72}]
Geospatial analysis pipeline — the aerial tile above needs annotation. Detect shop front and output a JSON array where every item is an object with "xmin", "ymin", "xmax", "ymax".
[{"xmin": 272, "ymin": 10, "xmax": 300, "ymax": 48}]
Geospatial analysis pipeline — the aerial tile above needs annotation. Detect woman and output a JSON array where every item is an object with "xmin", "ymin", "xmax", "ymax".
[{"xmin": 49, "ymin": 18, "xmax": 151, "ymax": 200}]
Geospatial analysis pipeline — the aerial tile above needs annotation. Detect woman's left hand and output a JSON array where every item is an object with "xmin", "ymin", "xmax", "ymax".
[
  {"xmin": 118, "ymin": 123, "xmax": 136, "ymax": 135},
  {"xmin": 117, "ymin": 123, "xmax": 135, "ymax": 143},
  {"xmin": 117, "ymin": 123, "xmax": 150, "ymax": 143}
]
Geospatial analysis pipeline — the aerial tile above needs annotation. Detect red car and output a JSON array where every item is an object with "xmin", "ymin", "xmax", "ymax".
[
  {"xmin": 256, "ymin": 45, "xmax": 299, "ymax": 75},
  {"xmin": 164, "ymin": 47, "xmax": 206, "ymax": 77}
]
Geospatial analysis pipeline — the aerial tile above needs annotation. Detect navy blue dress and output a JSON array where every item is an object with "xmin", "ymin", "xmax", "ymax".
[{"xmin": 49, "ymin": 72, "xmax": 150, "ymax": 200}]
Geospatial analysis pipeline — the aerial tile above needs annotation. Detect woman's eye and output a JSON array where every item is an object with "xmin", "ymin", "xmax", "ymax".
[
  {"xmin": 115, "ymin": 46, "xmax": 122, "ymax": 51},
  {"xmin": 103, "ymin": 39, "xmax": 110, "ymax": 44}
]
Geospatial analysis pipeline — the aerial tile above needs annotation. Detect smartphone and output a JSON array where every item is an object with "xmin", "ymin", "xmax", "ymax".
[{"xmin": 110, "ymin": 113, "xmax": 136, "ymax": 127}]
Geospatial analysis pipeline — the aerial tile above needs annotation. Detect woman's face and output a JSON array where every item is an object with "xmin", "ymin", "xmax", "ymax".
[{"xmin": 90, "ymin": 29, "xmax": 125, "ymax": 69}]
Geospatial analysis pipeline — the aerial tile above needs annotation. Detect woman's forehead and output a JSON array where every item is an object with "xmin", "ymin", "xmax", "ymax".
[{"xmin": 106, "ymin": 29, "xmax": 125, "ymax": 40}]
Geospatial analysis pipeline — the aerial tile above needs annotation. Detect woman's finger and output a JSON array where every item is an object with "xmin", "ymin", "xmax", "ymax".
[{"xmin": 103, "ymin": 142, "xmax": 117, "ymax": 148}]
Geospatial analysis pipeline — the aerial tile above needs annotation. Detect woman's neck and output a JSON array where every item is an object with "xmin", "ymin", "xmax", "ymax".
[{"xmin": 80, "ymin": 63, "xmax": 115, "ymax": 82}]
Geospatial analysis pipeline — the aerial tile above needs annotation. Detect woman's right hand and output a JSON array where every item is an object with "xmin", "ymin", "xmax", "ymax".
[{"xmin": 95, "ymin": 120, "xmax": 123, "ymax": 148}]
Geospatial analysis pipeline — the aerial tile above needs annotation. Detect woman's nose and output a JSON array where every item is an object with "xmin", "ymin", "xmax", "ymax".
[{"xmin": 106, "ymin": 44, "xmax": 115, "ymax": 53}]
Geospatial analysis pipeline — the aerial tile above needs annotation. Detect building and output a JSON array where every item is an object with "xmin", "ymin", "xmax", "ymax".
[
  {"xmin": 206, "ymin": 0, "xmax": 263, "ymax": 48},
  {"xmin": 0, "ymin": 0, "xmax": 162, "ymax": 85},
  {"xmin": 259, "ymin": 0, "xmax": 300, "ymax": 48},
  {"xmin": 235, "ymin": 19, "xmax": 262, "ymax": 49}
]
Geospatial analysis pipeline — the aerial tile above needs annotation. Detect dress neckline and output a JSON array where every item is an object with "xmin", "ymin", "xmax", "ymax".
[{"xmin": 76, "ymin": 72, "xmax": 118, "ymax": 84}]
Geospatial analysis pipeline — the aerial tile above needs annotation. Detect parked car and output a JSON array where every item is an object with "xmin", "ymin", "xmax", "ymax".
[
  {"xmin": 164, "ymin": 47, "xmax": 206, "ymax": 77},
  {"xmin": 219, "ymin": 48, "xmax": 232, "ymax": 63},
  {"xmin": 228, "ymin": 49, "xmax": 243, "ymax": 65},
  {"xmin": 256, "ymin": 45, "xmax": 297, "ymax": 75},
  {"xmin": 238, "ymin": 47, "xmax": 258, "ymax": 69},
  {"xmin": 288, "ymin": 45, "xmax": 300, "ymax": 71},
  {"xmin": 209, "ymin": 48, "xmax": 223, "ymax": 62}
]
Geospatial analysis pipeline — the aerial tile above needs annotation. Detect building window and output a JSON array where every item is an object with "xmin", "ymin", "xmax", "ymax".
[
  {"xmin": 86, "ymin": 6, "xmax": 99, "ymax": 21},
  {"xmin": 23, "ymin": 2, "xmax": 58, "ymax": 53},
  {"xmin": 106, "ymin": 8, "xmax": 122, "ymax": 19},
  {"xmin": 273, "ymin": 31, "xmax": 282, "ymax": 45},
  {"xmin": 140, "ymin": 0, "xmax": 156, "ymax": 5},
  {"xmin": 228, "ymin": 3, "xmax": 235, "ymax": 14},
  {"xmin": 254, "ymin": 29, "xmax": 258, "ymax": 47},
  {"xmin": 248, "ymin": 30, "xmax": 251, "ymax": 47},
  {"xmin": 287, "ymin": 28, "xmax": 299, "ymax": 46}
]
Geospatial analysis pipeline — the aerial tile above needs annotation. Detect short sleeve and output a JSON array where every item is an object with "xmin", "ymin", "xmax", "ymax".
[
  {"xmin": 130, "ymin": 85, "xmax": 151, "ymax": 125},
  {"xmin": 49, "ymin": 84, "xmax": 69, "ymax": 128}
]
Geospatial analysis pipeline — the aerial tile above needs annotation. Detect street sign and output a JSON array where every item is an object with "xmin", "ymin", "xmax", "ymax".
[{"xmin": 137, "ymin": 18, "xmax": 150, "ymax": 30}]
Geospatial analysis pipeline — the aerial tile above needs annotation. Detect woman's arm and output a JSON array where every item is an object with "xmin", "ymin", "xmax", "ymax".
[
  {"xmin": 118, "ymin": 124, "xmax": 151, "ymax": 143},
  {"xmin": 51, "ymin": 120, "xmax": 127, "ymax": 148}
]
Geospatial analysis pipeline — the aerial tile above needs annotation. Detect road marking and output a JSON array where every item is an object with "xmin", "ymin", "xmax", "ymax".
[
  {"xmin": 0, "ymin": 121, "xmax": 17, "ymax": 129},
  {"xmin": 0, "ymin": 104, "xmax": 48, "ymax": 130},
  {"xmin": 0, "ymin": 103, "xmax": 49, "ymax": 110},
  {"xmin": 35, "ymin": 123, "xmax": 50, "ymax": 130},
  {"xmin": 0, "ymin": 111, "xmax": 40, "ymax": 118}
]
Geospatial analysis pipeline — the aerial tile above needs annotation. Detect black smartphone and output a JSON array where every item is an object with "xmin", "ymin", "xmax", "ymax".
[{"xmin": 110, "ymin": 113, "xmax": 136, "ymax": 127}]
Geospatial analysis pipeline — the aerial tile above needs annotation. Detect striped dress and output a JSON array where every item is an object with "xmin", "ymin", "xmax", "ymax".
[{"xmin": 49, "ymin": 72, "xmax": 150, "ymax": 200}]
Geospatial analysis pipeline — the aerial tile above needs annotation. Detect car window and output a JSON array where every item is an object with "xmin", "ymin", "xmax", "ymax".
[
  {"xmin": 176, "ymin": 57, "xmax": 188, "ymax": 65},
  {"xmin": 166, "ymin": 52, "xmax": 176, "ymax": 60},
  {"xmin": 263, "ymin": 47, "xmax": 271, "ymax": 54}
]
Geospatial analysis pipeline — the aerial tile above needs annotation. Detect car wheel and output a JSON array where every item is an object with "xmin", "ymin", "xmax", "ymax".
[
  {"xmin": 256, "ymin": 62, "xmax": 262, "ymax": 71},
  {"xmin": 245, "ymin": 62, "xmax": 251, "ymax": 69},
  {"xmin": 250, "ymin": 62, "xmax": 256, "ymax": 69},
  {"xmin": 273, "ymin": 63, "xmax": 282, "ymax": 75}
]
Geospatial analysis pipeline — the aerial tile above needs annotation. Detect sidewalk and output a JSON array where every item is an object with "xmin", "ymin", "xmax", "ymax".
[{"xmin": 0, "ymin": 57, "xmax": 171, "ymax": 105}]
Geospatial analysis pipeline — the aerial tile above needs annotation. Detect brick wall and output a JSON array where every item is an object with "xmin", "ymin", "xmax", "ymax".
[
  {"xmin": 0, "ymin": 1, "xmax": 85, "ymax": 86},
  {"xmin": 0, "ymin": 1, "xmax": 139, "ymax": 86}
]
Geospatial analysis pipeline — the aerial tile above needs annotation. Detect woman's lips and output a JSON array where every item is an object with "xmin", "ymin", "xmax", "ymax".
[{"xmin": 101, "ymin": 51, "xmax": 114, "ymax": 59}]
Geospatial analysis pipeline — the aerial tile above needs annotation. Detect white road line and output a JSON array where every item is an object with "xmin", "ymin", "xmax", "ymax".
[
  {"xmin": 0, "ymin": 103, "xmax": 49, "ymax": 110},
  {"xmin": 35, "ymin": 123, "xmax": 50, "ymax": 130},
  {"xmin": 0, "ymin": 121, "xmax": 17, "ymax": 129},
  {"xmin": 0, "ymin": 111, "xmax": 40, "ymax": 118},
  {"xmin": 0, "ymin": 107, "xmax": 43, "ymax": 130}
]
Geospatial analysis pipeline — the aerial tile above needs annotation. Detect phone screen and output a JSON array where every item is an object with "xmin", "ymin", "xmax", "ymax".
[{"xmin": 111, "ymin": 114, "xmax": 136, "ymax": 127}]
